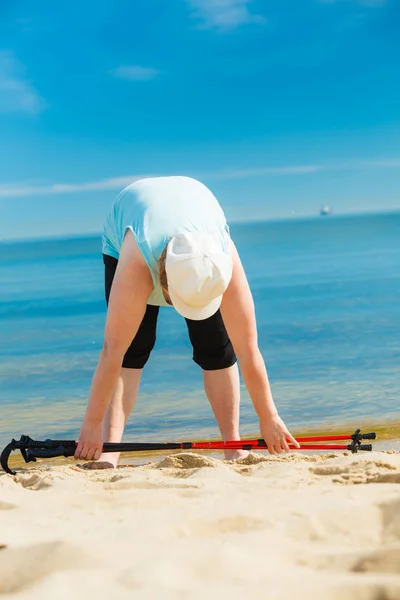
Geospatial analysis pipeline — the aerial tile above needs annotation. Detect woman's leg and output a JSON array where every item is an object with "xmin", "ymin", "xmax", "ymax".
[
  {"xmin": 203, "ymin": 364, "xmax": 247, "ymax": 460},
  {"xmin": 87, "ymin": 368, "xmax": 142, "ymax": 468},
  {"xmin": 186, "ymin": 311, "xmax": 248, "ymax": 460},
  {"xmin": 86, "ymin": 300, "xmax": 159, "ymax": 469},
  {"xmin": 86, "ymin": 255, "xmax": 159, "ymax": 469}
]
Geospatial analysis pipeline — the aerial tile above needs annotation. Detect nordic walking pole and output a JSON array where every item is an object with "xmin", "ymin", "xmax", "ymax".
[{"xmin": 1, "ymin": 429, "xmax": 376, "ymax": 475}]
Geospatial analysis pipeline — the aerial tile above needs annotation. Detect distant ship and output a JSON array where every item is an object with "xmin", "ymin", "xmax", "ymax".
[{"xmin": 320, "ymin": 205, "xmax": 332, "ymax": 216}]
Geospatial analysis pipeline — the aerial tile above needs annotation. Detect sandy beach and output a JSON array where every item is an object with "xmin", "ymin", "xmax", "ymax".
[{"xmin": 1, "ymin": 448, "xmax": 400, "ymax": 599}]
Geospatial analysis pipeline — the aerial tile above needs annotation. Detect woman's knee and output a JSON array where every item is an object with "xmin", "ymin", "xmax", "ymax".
[
  {"xmin": 186, "ymin": 310, "xmax": 237, "ymax": 371},
  {"xmin": 192, "ymin": 341, "xmax": 237, "ymax": 371}
]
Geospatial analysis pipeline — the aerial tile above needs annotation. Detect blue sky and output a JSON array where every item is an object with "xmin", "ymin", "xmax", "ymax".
[{"xmin": 1, "ymin": 0, "xmax": 399, "ymax": 240}]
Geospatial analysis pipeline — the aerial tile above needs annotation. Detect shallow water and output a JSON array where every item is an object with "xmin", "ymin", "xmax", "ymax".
[{"xmin": 1, "ymin": 212, "xmax": 399, "ymax": 448}]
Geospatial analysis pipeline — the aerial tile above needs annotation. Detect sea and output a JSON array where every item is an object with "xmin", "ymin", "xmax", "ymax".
[{"xmin": 0, "ymin": 212, "xmax": 399, "ymax": 449}]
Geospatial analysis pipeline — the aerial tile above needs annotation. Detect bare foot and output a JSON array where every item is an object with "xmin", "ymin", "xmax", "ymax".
[
  {"xmin": 224, "ymin": 449, "xmax": 249, "ymax": 461},
  {"xmin": 89, "ymin": 450, "xmax": 121, "ymax": 469},
  {"xmin": 81, "ymin": 461, "xmax": 116, "ymax": 470},
  {"xmin": 80, "ymin": 451, "xmax": 119, "ymax": 470}
]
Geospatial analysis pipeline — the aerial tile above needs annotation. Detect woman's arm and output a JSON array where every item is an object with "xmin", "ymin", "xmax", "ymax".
[
  {"xmin": 220, "ymin": 241, "xmax": 300, "ymax": 454},
  {"xmin": 75, "ymin": 231, "xmax": 153, "ymax": 460}
]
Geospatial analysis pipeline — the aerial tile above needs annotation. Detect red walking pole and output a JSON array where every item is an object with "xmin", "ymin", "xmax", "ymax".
[{"xmin": 1, "ymin": 429, "xmax": 376, "ymax": 474}]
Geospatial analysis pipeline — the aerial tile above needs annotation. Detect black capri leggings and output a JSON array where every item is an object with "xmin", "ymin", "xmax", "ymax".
[{"xmin": 103, "ymin": 254, "xmax": 237, "ymax": 371}]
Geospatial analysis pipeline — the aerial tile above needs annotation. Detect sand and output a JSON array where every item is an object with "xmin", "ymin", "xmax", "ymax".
[{"xmin": 1, "ymin": 450, "xmax": 400, "ymax": 599}]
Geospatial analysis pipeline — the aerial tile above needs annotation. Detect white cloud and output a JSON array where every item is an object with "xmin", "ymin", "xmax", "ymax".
[
  {"xmin": 0, "ymin": 176, "xmax": 146, "ymax": 198},
  {"xmin": 317, "ymin": 0, "xmax": 386, "ymax": 6},
  {"xmin": 112, "ymin": 65, "xmax": 159, "ymax": 81},
  {"xmin": 186, "ymin": 0, "xmax": 266, "ymax": 30},
  {"xmin": 346, "ymin": 158, "xmax": 400, "ymax": 168},
  {"xmin": 213, "ymin": 165, "xmax": 322, "ymax": 179},
  {"xmin": 2, "ymin": 158, "xmax": 400, "ymax": 199},
  {"xmin": 0, "ymin": 50, "xmax": 45, "ymax": 115}
]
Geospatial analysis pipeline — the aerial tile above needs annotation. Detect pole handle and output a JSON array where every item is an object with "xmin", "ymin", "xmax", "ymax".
[
  {"xmin": 360, "ymin": 433, "xmax": 376, "ymax": 440},
  {"xmin": 0, "ymin": 440, "xmax": 16, "ymax": 475},
  {"xmin": 25, "ymin": 446, "xmax": 76, "ymax": 460}
]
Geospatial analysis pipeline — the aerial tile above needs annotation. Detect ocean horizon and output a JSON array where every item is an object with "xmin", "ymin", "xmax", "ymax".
[{"xmin": 1, "ymin": 208, "xmax": 399, "ymax": 245}]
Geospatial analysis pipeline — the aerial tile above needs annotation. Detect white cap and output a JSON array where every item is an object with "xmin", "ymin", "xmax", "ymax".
[{"xmin": 165, "ymin": 232, "xmax": 233, "ymax": 321}]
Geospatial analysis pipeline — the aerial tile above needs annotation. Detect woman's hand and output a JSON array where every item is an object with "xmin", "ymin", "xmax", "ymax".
[
  {"xmin": 260, "ymin": 414, "xmax": 300, "ymax": 455},
  {"xmin": 74, "ymin": 417, "xmax": 103, "ymax": 461}
]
